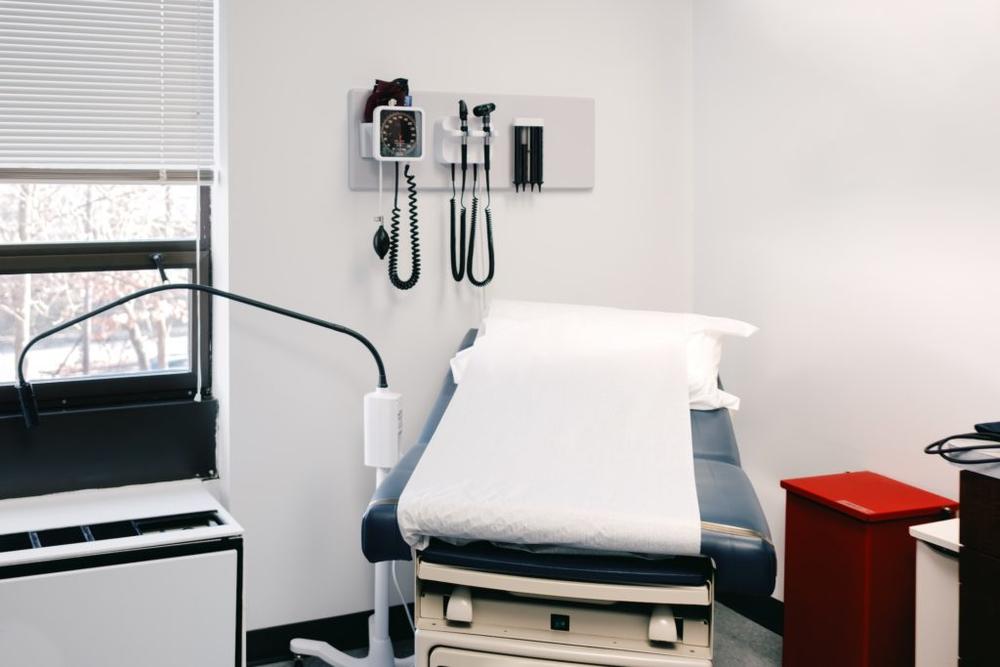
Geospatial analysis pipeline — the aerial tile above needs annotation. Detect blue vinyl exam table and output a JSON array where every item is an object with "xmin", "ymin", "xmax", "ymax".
[{"xmin": 362, "ymin": 331, "xmax": 776, "ymax": 667}]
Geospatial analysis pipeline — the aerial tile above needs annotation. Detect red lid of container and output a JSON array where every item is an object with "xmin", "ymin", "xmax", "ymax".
[{"xmin": 780, "ymin": 471, "xmax": 957, "ymax": 522}]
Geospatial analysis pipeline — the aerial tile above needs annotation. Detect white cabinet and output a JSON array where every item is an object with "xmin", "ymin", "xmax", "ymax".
[
  {"xmin": 0, "ymin": 551, "xmax": 238, "ymax": 666},
  {"xmin": 910, "ymin": 518, "xmax": 959, "ymax": 667},
  {"xmin": 0, "ymin": 483, "xmax": 243, "ymax": 667}
]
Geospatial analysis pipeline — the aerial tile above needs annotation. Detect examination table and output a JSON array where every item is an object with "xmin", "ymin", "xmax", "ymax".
[{"xmin": 362, "ymin": 331, "xmax": 776, "ymax": 666}]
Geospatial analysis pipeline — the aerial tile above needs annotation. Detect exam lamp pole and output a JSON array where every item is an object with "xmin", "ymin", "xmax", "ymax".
[{"xmin": 14, "ymin": 281, "xmax": 408, "ymax": 667}]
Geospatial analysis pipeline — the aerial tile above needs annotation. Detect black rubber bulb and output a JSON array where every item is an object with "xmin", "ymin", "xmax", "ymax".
[{"xmin": 373, "ymin": 225, "xmax": 390, "ymax": 259}]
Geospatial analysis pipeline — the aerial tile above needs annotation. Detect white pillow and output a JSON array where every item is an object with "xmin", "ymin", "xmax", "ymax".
[
  {"xmin": 451, "ymin": 301, "xmax": 756, "ymax": 411},
  {"xmin": 684, "ymin": 315, "xmax": 757, "ymax": 410}
]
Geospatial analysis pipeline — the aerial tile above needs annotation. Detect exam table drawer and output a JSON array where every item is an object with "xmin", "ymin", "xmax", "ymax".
[
  {"xmin": 419, "ymin": 633, "xmax": 712, "ymax": 667},
  {"xmin": 429, "ymin": 646, "xmax": 709, "ymax": 667},
  {"xmin": 431, "ymin": 647, "xmax": 584, "ymax": 666}
]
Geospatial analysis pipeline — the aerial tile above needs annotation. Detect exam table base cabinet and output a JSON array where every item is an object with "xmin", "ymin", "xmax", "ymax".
[{"xmin": 414, "ymin": 556, "xmax": 714, "ymax": 667}]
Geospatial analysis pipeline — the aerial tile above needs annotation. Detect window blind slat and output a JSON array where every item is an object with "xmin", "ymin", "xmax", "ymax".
[
  {"xmin": 0, "ymin": 51, "xmax": 208, "ymax": 65},
  {"xmin": 2, "ymin": 60, "xmax": 214, "ymax": 72},
  {"xmin": 0, "ymin": 119, "xmax": 209, "ymax": 128},
  {"xmin": 0, "ymin": 109, "xmax": 209, "ymax": 118},
  {"xmin": 2, "ymin": 100, "xmax": 208, "ymax": 112},
  {"xmin": 1, "ymin": 0, "xmax": 208, "ymax": 11},
  {"xmin": 1, "ymin": 82, "xmax": 214, "ymax": 95},
  {"xmin": 0, "ymin": 0, "xmax": 214, "ymax": 179}
]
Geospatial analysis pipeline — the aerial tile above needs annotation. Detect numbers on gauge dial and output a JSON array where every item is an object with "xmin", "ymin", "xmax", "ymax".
[{"xmin": 380, "ymin": 111, "xmax": 418, "ymax": 157}]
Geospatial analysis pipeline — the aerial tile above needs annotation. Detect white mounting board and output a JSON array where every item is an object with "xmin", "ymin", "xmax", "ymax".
[{"xmin": 347, "ymin": 89, "xmax": 594, "ymax": 191}]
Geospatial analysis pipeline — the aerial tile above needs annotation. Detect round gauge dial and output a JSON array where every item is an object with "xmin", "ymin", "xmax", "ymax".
[{"xmin": 380, "ymin": 111, "xmax": 418, "ymax": 157}]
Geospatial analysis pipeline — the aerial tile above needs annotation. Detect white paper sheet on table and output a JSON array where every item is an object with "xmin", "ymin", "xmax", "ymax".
[{"xmin": 398, "ymin": 303, "xmax": 702, "ymax": 556}]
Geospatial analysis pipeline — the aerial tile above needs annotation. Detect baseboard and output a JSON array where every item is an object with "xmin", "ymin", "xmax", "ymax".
[
  {"xmin": 717, "ymin": 593, "xmax": 784, "ymax": 636},
  {"xmin": 247, "ymin": 604, "xmax": 414, "ymax": 665}
]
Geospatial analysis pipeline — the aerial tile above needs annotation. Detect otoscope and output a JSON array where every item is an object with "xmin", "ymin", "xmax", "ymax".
[
  {"xmin": 450, "ymin": 100, "xmax": 470, "ymax": 281},
  {"xmin": 467, "ymin": 102, "xmax": 496, "ymax": 287}
]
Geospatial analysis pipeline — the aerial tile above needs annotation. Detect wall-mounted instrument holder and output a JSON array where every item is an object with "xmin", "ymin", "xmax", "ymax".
[
  {"xmin": 348, "ymin": 88, "xmax": 594, "ymax": 191},
  {"xmin": 435, "ymin": 115, "xmax": 498, "ymax": 166},
  {"xmin": 360, "ymin": 106, "xmax": 426, "ymax": 162},
  {"xmin": 359, "ymin": 123, "xmax": 374, "ymax": 159},
  {"xmin": 512, "ymin": 117, "xmax": 544, "ymax": 192}
]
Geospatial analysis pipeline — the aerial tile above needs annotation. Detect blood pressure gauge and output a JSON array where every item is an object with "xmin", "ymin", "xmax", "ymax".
[{"xmin": 373, "ymin": 105, "xmax": 425, "ymax": 161}]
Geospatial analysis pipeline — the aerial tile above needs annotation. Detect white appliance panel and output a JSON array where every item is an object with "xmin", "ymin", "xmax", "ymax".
[{"xmin": 0, "ymin": 551, "xmax": 237, "ymax": 666}]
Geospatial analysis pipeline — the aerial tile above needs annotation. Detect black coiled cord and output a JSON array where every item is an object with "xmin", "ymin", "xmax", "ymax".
[
  {"xmin": 388, "ymin": 163, "xmax": 420, "ymax": 290},
  {"xmin": 450, "ymin": 163, "xmax": 465, "ymax": 281},
  {"xmin": 925, "ymin": 432, "xmax": 1000, "ymax": 464},
  {"xmin": 467, "ymin": 164, "xmax": 495, "ymax": 286}
]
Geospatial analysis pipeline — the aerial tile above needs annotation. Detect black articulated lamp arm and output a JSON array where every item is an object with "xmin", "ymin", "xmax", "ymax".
[{"xmin": 15, "ymin": 282, "xmax": 388, "ymax": 429}]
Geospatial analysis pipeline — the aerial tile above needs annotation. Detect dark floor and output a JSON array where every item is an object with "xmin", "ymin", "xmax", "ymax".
[
  {"xmin": 264, "ymin": 603, "xmax": 781, "ymax": 666},
  {"xmin": 713, "ymin": 603, "xmax": 782, "ymax": 666}
]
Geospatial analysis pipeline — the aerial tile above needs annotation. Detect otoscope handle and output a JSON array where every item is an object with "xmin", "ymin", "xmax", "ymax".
[{"xmin": 459, "ymin": 101, "xmax": 469, "ymax": 173}]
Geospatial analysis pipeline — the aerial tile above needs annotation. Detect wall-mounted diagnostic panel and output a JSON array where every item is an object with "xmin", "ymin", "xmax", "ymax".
[
  {"xmin": 353, "ymin": 81, "xmax": 594, "ymax": 293},
  {"xmin": 349, "ymin": 89, "xmax": 594, "ymax": 191}
]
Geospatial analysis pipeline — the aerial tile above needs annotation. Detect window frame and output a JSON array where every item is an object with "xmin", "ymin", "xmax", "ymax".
[{"xmin": 0, "ymin": 184, "xmax": 212, "ymax": 416}]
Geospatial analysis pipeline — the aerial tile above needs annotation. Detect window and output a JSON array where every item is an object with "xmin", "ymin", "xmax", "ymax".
[
  {"xmin": 0, "ymin": 183, "xmax": 202, "ymax": 386},
  {"xmin": 0, "ymin": 0, "xmax": 214, "ymax": 417},
  {"xmin": 0, "ymin": 184, "xmax": 210, "ymax": 414},
  {"xmin": 0, "ymin": 1, "xmax": 217, "ymax": 497}
]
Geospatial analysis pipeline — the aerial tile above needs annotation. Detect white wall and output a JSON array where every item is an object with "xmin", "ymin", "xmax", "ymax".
[
  {"xmin": 694, "ymin": 0, "xmax": 1000, "ymax": 598},
  {"xmin": 223, "ymin": 0, "xmax": 694, "ymax": 629}
]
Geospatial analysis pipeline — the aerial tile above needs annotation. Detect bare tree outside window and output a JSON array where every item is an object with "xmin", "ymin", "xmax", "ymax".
[{"xmin": 0, "ymin": 184, "xmax": 199, "ymax": 385}]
